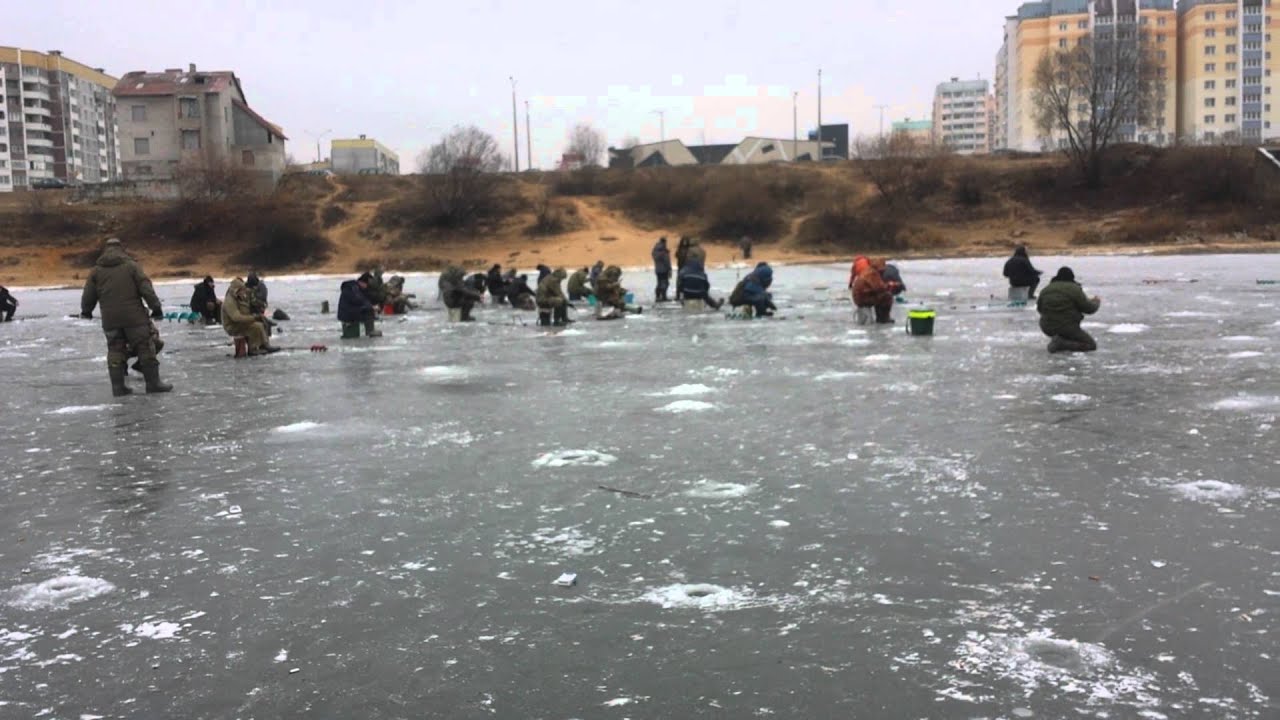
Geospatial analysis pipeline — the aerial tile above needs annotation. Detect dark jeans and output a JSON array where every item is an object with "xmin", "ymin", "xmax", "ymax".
[
  {"xmin": 875, "ymin": 303, "xmax": 893, "ymax": 323},
  {"xmin": 2, "ymin": 308, "xmax": 14, "ymax": 322},
  {"xmin": 655, "ymin": 272, "xmax": 670, "ymax": 300}
]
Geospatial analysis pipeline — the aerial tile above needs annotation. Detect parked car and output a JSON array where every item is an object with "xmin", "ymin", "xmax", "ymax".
[{"xmin": 30, "ymin": 177, "xmax": 70, "ymax": 190}]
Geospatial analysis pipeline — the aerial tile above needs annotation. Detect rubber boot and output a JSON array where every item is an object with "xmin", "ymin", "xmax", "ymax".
[
  {"xmin": 109, "ymin": 365, "xmax": 133, "ymax": 397},
  {"xmin": 142, "ymin": 365, "xmax": 173, "ymax": 394},
  {"xmin": 461, "ymin": 305, "xmax": 477, "ymax": 322},
  {"xmin": 364, "ymin": 319, "xmax": 383, "ymax": 338},
  {"xmin": 1046, "ymin": 337, "xmax": 1067, "ymax": 354}
]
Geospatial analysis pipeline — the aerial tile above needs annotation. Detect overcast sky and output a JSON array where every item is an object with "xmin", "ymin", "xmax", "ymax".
[{"xmin": 11, "ymin": 0, "xmax": 1014, "ymax": 170}]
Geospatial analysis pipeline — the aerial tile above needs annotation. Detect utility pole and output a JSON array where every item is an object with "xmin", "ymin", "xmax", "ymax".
[
  {"xmin": 510, "ymin": 76, "xmax": 519, "ymax": 172},
  {"xmin": 874, "ymin": 104, "xmax": 889, "ymax": 139},
  {"xmin": 817, "ymin": 68, "xmax": 823, "ymax": 161},
  {"xmin": 793, "ymin": 91, "xmax": 799, "ymax": 148},
  {"xmin": 525, "ymin": 100, "xmax": 532, "ymax": 171},
  {"xmin": 654, "ymin": 109, "xmax": 666, "ymax": 142}
]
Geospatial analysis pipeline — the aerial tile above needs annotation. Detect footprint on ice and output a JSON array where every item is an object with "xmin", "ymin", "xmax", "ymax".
[
  {"xmin": 1170, "ymin": 479, "xmax": 1247, "ymax": 503},
  {"xmin": 1051, "ymin": 394, "xmax": 1091, "ymax": 405},
  {"xmin": 655, "ymin": 400, "xmax": 715, "ymax": 413},
  {"xmin": 1107, "ymin": 324, "xmax": 1149, "ymax": 334},
  {"xmin": 650, "ymin": 384, "xmax": 715, "ymax": 397},
  {"xmin": 684, "ymin": 481, "xmax": 754, "ymax": 499},
  {"xmin": 2, "ymin": 575, "xmax": 116, "ymax": 611},
  {"xmin": 639, "ymin": 583, "xmax": 769, "ymax": 612},
  {"xmin": 272, "ymin": 421, "xmax": 323, "ymax": 434},
  {"xmin": 531, "ymin": 449, "xmax": 617, "ymax": 468}
]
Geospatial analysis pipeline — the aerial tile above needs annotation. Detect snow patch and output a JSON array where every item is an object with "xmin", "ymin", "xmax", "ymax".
[
  {"xmin": 1211, "ymin": 395, "xmax": 1280, "ymax": 411},
  {"xmin": 1226, "ymin": 351, "xmax": 1264, "ymax": 359},
  {"xmin": 653, "ymin": 383, "xmax": 715, "ymax": 397},
  {"xmin": 531, "ymin": 527, "xmax": 598, "ymax": 556},
  {"xmin": 2, "ymin": 576, "xmax": 115, "ymax": 611},
  {"xmin": 1051, "ymin": 393, "xmax": 1091, "ymax": 405},
  {"xmin": 272, "ymin": 421, "xmax": 322, "ymax": 434},
  {"xmin": 46, "ymin": 404, "xmax": 116, "ymax": 415},
  {"xmin": 814, "ymin": 371, "xmax": 863, "ymax": 381},
  {"xmin": 121, "ymin": 621, "xmax": 181, "ymax": 640},
  {"xmin": 532, "ymin": 449, "xmax": 617, "ymax": 468},
  {"xmin": 418, "ymin": 366, "xmax": 471, "ymax": 382},
  {"xmin": 639, "ymin": 583, "xmax": 773, "ymax": 612},
  {"xmin": 1170, "ymin": 480, "xmax": 1247, "ymax": 503},
  {"xmin": 684, "ymin": 481, "xmax": 755, "ymax": 499},
  {"xmin": 1107, "ymin": 324, "xmax": 1149, "ymax": 334},
  {"xmin": 655, "ymin": 400, "xmax": 715, "ymax": 413}
]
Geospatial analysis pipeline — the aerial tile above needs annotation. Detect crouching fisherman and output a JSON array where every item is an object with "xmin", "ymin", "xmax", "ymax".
[
  {"xmin": 339, "ymin": 273, "xmax": 382, "ymax": 337},
  {"xmin": 439, "ymin": 265, "xmax": 483, "ymax": 321},
  {"xmin": 594, "ymin": 265, "xmax": 642, "ymax": 319},
  {"xmin": 852, "ymin": 257, "xmax": 895, "ymax": 324},
  {"xmin": 223, "ymin": 277, "xmax": 280, "ymax": 355},
  {"xmin": 1037, "ymin": 267, "xmax": 1101, "ymax": 353},
  {"xmin": 190, "ymin": 276, "xmax": 221, "ymax": 323},
  {"xmin": 80, "ymin": 238, "xmax": 172, "ymax": 396},
  {"xmin": 384, "ymin": 275, "xmax": 418, "ymax": 314},
  {"xmin": 567, "ymin": 267, "xmax": 594, "ymax": 301},
  {"xmin": 536, "ymin": 268, "xmax": 575, "ymax": 326},
  {"xmin": 677, "ymin": 259, "xmax": 725, "ymax": 310},
  {"xmin": 729, "ymin": 262, "xmax": 776, "ymax": 317},
  {"xmin": 506, "ymin": 274, "xmax": 538, "ymax": 311}
]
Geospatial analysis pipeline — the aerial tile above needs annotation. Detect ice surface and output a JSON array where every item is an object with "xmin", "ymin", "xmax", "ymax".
[
  {"xmin": 1108, "ymin": 324, "xmax": 1149, "ymax": 334},
  {"xmin": 654, "ymin": 400, "xmax": 716, "ymax": 413},
  {"xmin": 2, "ymin": 255, "xmax": 1276, "ymax": 719}
]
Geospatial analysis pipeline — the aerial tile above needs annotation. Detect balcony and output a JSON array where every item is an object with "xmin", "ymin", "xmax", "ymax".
[
  {"xmin": 24, "ymin": 120, "xmax": 52, "ymax": 133},
  {"xmin": 23, "ymin": 103, "xmax": 51, "ymax": 117},
  {"xmin": 26, "ymin": 135, "xmax": 53, "ymax": 148},
  {"xmin": 21, "ymin": 86, "xmax": 51, "ymax": 102}
]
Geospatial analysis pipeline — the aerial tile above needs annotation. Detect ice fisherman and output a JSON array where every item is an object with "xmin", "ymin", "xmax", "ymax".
[
  {"xmin": 79, "ymin": 238, "xmax": 172, "ymax": 396},
  {"xmin": 223, "ymin": 277, "xmax": 279, "ymax": 355},
  {"xmin": 739, "ymin": 235, "xmax": 753, "ymax": 260},
  {"xmin": 852, "ymin": 257, "xmax": 895, "ymax": 324},
  {"xmin": 595, "ymin": 265, "xmax": 642, "ymax": 318},
  {"xmin": 881, "ymin": 262, "xmax": 907, "ymax": 296},
  {"xmin": 652, "ymin": 237, "xmax": 672, "ymax": 302},
  {"xmin": 338, "ymin": 272, "xmax": 382, "ymax": 337},
  {"xmin": 677, "ymin": 258, "xmax": 725, "ymax": 309},
  {"xmin": 1004, "ymin": 245, "xmax": 1043, "ymax": 299},
  {"xmin": 589, "ymin": 261, "xmax": 605, "ymax": 290},
  {"xmin": 384, "ymin": 275, "xmax": 418, "ymax": 314},
  {"xmin": 439, "ymin": 265, "xmax": 484, "ymax": 320},
  {"xmin": 364, "ymin": 266, "xmax": 388, "ymax": 306},
  {"xmin": 567, "ymin": 267, "xmax": 593, "ymax": 301},
  {"xmin": 729, "ymin": 262, "xmax": 776, "ymax": 317},
  {"xmin": 536, "ymin": 268, "xmax": 574, "ymax": 326},
  {"xmin": 189, "ymin": 276, "xmax": 222, "ymax": 324},
  {"xmin": 465, "ymin": 273, "xmax": 488, "ymax": 299},
  {"xmin": 1037, "ymin": 267, "xmax": 1102, "ymax": 354},
  {"xmin": 2, "ymin": 285, "xmax": 19, "ymax": 322},
  {"xmin": 246, "ymin": 272, "xmax": 268, "ymax": 305},
  {"xmin": 487, "ymin": 265, "xmax": 506, "ymax": 305},
  {"xmin": 506, "ymin": 274, "xmax": 537, "ymax": 311},
  {"xmin": 536, "ymin": 264, "xmax": 552, "ymax": 284}
]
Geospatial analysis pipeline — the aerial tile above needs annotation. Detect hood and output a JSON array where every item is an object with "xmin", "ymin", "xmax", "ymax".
[
  {"xmin": 1013, "ymin": 245, "xmax": 1028, "ymax": 258},
  {"xmin": 871, "ymin": 258, "xmax": 886, "ymax": 271},
  {"xmin": 96, "ymin": 246, "xmax": 130, "ymax": 268},
  {"xmin": 753, "ymin": 265, "xmax": 773, "ymax": 285},
  {"xmin": 1052, "ymin": 267, "xmax": 1076, "ymax": 283},
  {"xmin": 553, "ymin": 269, "xmax": 567, "ymax": 280},
  {"xmin": 604, "ymin": 266, "xmax": 622, "ymax": 280},
  {"xmin": 852, "ymin": 256, "xmax": 870, "ymax": 276},
  {"xmin": 228, "ymin": 278, "xmax": 247, "ymax": 293}
]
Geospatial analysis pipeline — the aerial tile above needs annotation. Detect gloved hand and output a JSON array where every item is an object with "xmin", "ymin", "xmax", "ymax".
[{"xmin": 151, "ymin": 307, "xmax": 164, "ymax": 319}]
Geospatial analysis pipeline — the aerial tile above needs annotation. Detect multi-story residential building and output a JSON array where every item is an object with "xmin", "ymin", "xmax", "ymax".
[
  {"xmin": 933, "ymin": 78, "xmax": 994, "ymax": 154},
  {"xmin": 1178, "ymin": 0, "xmax": 1280, "ymax": 144},
  {"xmin": 113, "ymin": 64, "xmax": 287, "ymax": 189},
  {"xmin": 331, "ymin": 135, "xmax": 400, "ymax": 175},
  {"xmin": 0, "ymin": 47, "xmax": 120, "ymax": 192},
  {"xmin": 890, "ymin": 118, "xmax": 934, "ymax": 146},
  {"xmin": 995, "ymin": 1, "xmax": 1177, "ymax": 151}
]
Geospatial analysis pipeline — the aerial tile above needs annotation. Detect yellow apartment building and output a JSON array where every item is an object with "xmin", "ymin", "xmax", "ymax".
[{"xmin": 1178, "ymin": 0, "xmax": 1280, "ymax": 143}]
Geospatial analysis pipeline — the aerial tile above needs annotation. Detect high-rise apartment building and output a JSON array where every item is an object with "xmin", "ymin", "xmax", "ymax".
[
  {"xmin": 0, "ymin": 47, "xmax": 120, "ymax": 192},
  {"xmin": 1178, "ymin": 0, "xmax": 1280, "ymax": 143},
  {"xmin": 933, "ymin": 78, "xmax": 994, "ymax": 154},
  {"xmin": 994, "ymin": 1, "xmax": 1177, "ymax": 151}
]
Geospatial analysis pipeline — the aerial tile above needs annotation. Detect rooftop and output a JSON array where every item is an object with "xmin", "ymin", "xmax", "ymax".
[
  {"xmin": 892, "ymin": 119, "xmax": 933, "ymax": 131},
  {"xmin": 113, "ymin": 68, "xmax": 239, "ymax": 98}
]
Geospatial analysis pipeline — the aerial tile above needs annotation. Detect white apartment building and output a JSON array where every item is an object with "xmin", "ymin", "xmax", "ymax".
[
  {"xmin": 933, "ymin": 77, "xmax": 994, "ymax": 154},
  {"xmin": 0, "ymin": 47, "xmax": 120, "ymax": 192}
]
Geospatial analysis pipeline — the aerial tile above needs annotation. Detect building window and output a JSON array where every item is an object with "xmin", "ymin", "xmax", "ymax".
[
  {"xmin": 178, "ymin": 97, "xmax": 200, "ymax": 119},
  {"xmin": 1205, "ymin": 63, "xmax": 1217, "ymax": 72},
  {"xmin": 1206, "ymin": 28, "xmax": 1216, "ymax": 38},
  {"xmin": 181, "ymin": 129, "xmax": 201, "ymax": 150},
  {"xmin": 242, "ymin": 150, "xmax": 255, "ymax": 167},
  {"xmin": 1205, "ymin": 80, "xmax": 1216, "ymax": 90},
  {"xmin": 1227, "ymin": 10, "xmax": 1237, "ymax": 20},
  {"xmin": 1227, "ymin": 96, "xmax": 1237, "ymax": 106},
  {"xmin": 1206, "ymin": 11, "xmax": 1216, "ymax": 21},
  {"xmin": 133, "ymin": 137, "xmax": 149, "ymax": 155},
  {"xmin": 1227, "ymin": 27, "xmax": 1237, "ymax": 37},
  {"xmin": 1059, "ymin": 22, "xmax": 1067, "ymax": 31},
  {"xmin": 1205, "ymin": 115, "xmax": 1216, "ymax": 124},
  {"xmin": 1205, "ymin": 98, "xmax": 1216, "ymax": 107},
  {"xmin": 1227, "ymin": 62, "xmax": 1238, "ymax": 71},
  {"xmin": 1059, "ymin": 38, "xmax": 1068, "ymax": 48},
  {"xmin": 1158, "ymin": 34, "xmax": 1167, "ymax": 43},
  {"xmin": 1227, "ymin": 78, "xmax": 1238, "ymax": 88},
  {"xmin": 131, "ymin": 105, "xmax": 146, "ymax": 122},
  {"xmin": 1206, "ymin": 46, "xmax": 1216, "ymax": 56},
  {"xmin": 1158, "ymin": 16, "xmax": 1167, "ymax": 26},
  {"xmin": 1078, "ymin": 20, "xmax": 1088, "ymax": 29},
  {"xmin": 1227, "ymin": 44, "xmax": 1237, "ymax": 54}
]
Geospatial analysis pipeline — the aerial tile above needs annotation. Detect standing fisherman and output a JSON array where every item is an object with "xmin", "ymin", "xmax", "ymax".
[
  {"xmin": 652, "ymin": 237, "xmax": 672, "ymax": 302},
  {"xmin": 80, "ymin": 238, "xmax": 172, "ymax": 396}
]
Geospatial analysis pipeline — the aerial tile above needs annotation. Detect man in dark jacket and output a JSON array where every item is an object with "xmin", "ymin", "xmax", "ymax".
[
  {"xmin": 729, "ymin": 263, "xmax": 776, "ymax": 317},
  {"xmin": 567, "ymin": 267, "xmax": 593, "ymax": 301},
  {"xmin": 1037, "ymin": 267, "xmax": 1101, "ymax": 353},
  {"xmin": 338, "ymin": 273, "xmax": 382, "ymax": 337},
  {"xmin": 506, "ymin": 274, "xmax": 537, "ymax": 311},
  {"xmin": 0, "ymin": 285, "xmax": 18, "ymax": 322},
  {"xmin": 80, "ymin": 238, "xmax": 171, "ymax": 395},
  {"xmin": 487, "ymin": 264, "xmax": 506, "ymax": 305},
  {"xmin": 1004, "ymin": 245, "xmax": 1043, "ymax": 299},
  {"xmin": 536, "ymin": 268, "xmax": 573, "ymax": 326},
  {"xmin": 881, "ymin": 263, "xmax": 907, "ymax": 295},
  {"xmin": 536, "ymin": 264, "xmax": 552, "ymax": 284},
  {"xmin": 677, "ymin": 260, "xmax": 724, "ymax": 309},
  {"xmin": 190, "ymin": 276, "xmax": 221, "ymax": 323},
  {"xmin": 738, "ymin": 235, "xmax": 753, "ymax": 260},
  {"xmin": 246, "ymin": 272, "xmax": 268, "ymax": 305},
  {"xmin": 652, "ymin": 237, "xmax": 672, "ymax": 302},
  {"xmin": 439, "ymin": 265, "xmax": 483, "ymax": 320}
]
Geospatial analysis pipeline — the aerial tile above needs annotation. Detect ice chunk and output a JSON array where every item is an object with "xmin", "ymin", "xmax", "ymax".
[
  {"xmin": 1051, "ymin": 394, "xmax": 1091, "ymax": 405},
  {"xmin": 120, "ymin": 621, "xmax": 181, "ymax": 640},
  {"xmin": 684, "ymin": 481, "xmax": 754, "ymax": 499},
  {"xmin": 652, "ymin": 384, "xmax": 715, "ymax": 397},
  {"xmin": 531, "ymin": 449, "xmax": 617, "ymax": 468},
  {"xmin": 1211, "ymin": 395, "xmax": 1280, "ymax": 411},
  {"xmin": 46, "ymin": 404, "xmax": 117, "ymax": 415}
]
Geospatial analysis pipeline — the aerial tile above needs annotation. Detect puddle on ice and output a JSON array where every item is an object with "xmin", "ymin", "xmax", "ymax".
[
  {"xmin": 2, "ymin": 575, "xmax": 116, "ymax": 611},
  {"xmin": 1169, "ymin": 479, "xmax": 1247, "ymax": 503},
  {"xmin": 655, "ymin": 400, "xmax": 716, "ymax": 413},
  {"xmin": 950, "ymin": 630, "xmax": 1161, "ymax": 708},
  {"xmin": 684, "ymin": 481, "xmax": 755, "ymax": 499},
  {"xmin": 1051, "ymin": 394, "xmax": 1091, "ymax": 405},
  {"xmin": 46, "ymin": 404, "xmax": 117, "ymax": 415},
  {"xmin": 1211, "ymin": 395, "xmax": 1280, "ymax": 411},
  {"xmin": 1108, "ymin": 324, "xmax": 1150, "ymax": 334},
  {"xmin": 651, "ymin": 384, "xmax": 715, "ymax": 397},
  {"xmin": 272, "ymin": 421, "xmax": 323, "ymax": 434},
  {"xmin": 531, "ymin": 449, "xmax": 617, "ymax": 468},
  {"xmin": 639, "ymin": 583, "xmax": 779, "ymax": 612}
]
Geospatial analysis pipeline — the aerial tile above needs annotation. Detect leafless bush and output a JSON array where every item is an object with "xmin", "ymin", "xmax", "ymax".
[{"xmin": 566, "ymin": 124, "xmax": 607, "ymax": 168}]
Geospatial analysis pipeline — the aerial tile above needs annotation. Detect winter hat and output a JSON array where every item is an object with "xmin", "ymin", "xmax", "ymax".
[
  {"xmin": 1014, "ymin": 245, "xmax": 1028, "ymax": 257},
  {"xmin": 246, "ymin": 273, "xmax": 260, "ymax": 287},
  {"xmin": 1053, "ymin": 267, "xmax": 1075, "ymax": 283},
  {"xmin": 203, "ymin": 275, "xmax": 215, "ymax": 284},
  {"xmin": 357, "ymin": 272, "xmax": 373, "ymax": 284}
]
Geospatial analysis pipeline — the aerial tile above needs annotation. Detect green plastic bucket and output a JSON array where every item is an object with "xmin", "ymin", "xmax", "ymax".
[
  {"xmin": 341, "ymin": 322, "xmax": 361, "ymax": 339},
  {"xmin": 907, "ymin": 309, "xmax": 936, "ymax": 336}
]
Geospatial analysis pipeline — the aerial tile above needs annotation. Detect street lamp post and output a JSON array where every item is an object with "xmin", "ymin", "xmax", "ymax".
[
  {"xmin": 525, "ymin": 100, "xmax": 532, "ymax": 171},
  {"xmin": 792, "ymin": 91, "xmax": 799, "ymax": 149},
  {"xmin": 874, "ymin": 104, "xmax": 889, "ymax": 139},
  {"xmin": 817, "ymin": 69, "xmax": 824, "ymax": 161},
  {"xmin": 305, "ymin": 128, "xmax": 332, "ymax": 164},
  {"xmin": 653, "ymin": 109, "xmax": 666, "ymax": 142},
  {"xmin": 510, "ymin": 76, "xmax": 519, "ymax": 172}
]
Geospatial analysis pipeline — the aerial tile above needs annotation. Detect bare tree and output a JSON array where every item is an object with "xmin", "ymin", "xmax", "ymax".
[
  {"xmin": 619, "ymin": 135, "xmax": 641, "ymax": 150},
  {"xmin": 1033, "ymin": 31, "xmax": 1162, "ymax": 188},
  {"xmin": 410, "ymin": 125, "xmax": 509, "ymax": 229},
  {"xmin": 174, "ymin": 158, "xmax": 259, "ymax": 202},
  {"xmin": 565, "ymin": 123, "xmax": 606, "ymax": 167},
  {"xmin": 852, "ymin": 133, "xmax": 944, "ymax": 205}
]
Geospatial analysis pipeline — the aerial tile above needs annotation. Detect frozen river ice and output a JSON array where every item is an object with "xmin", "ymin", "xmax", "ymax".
[{"xmin": 1, "ymin": 254, "xmax": 1278, "ymax": 719}]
